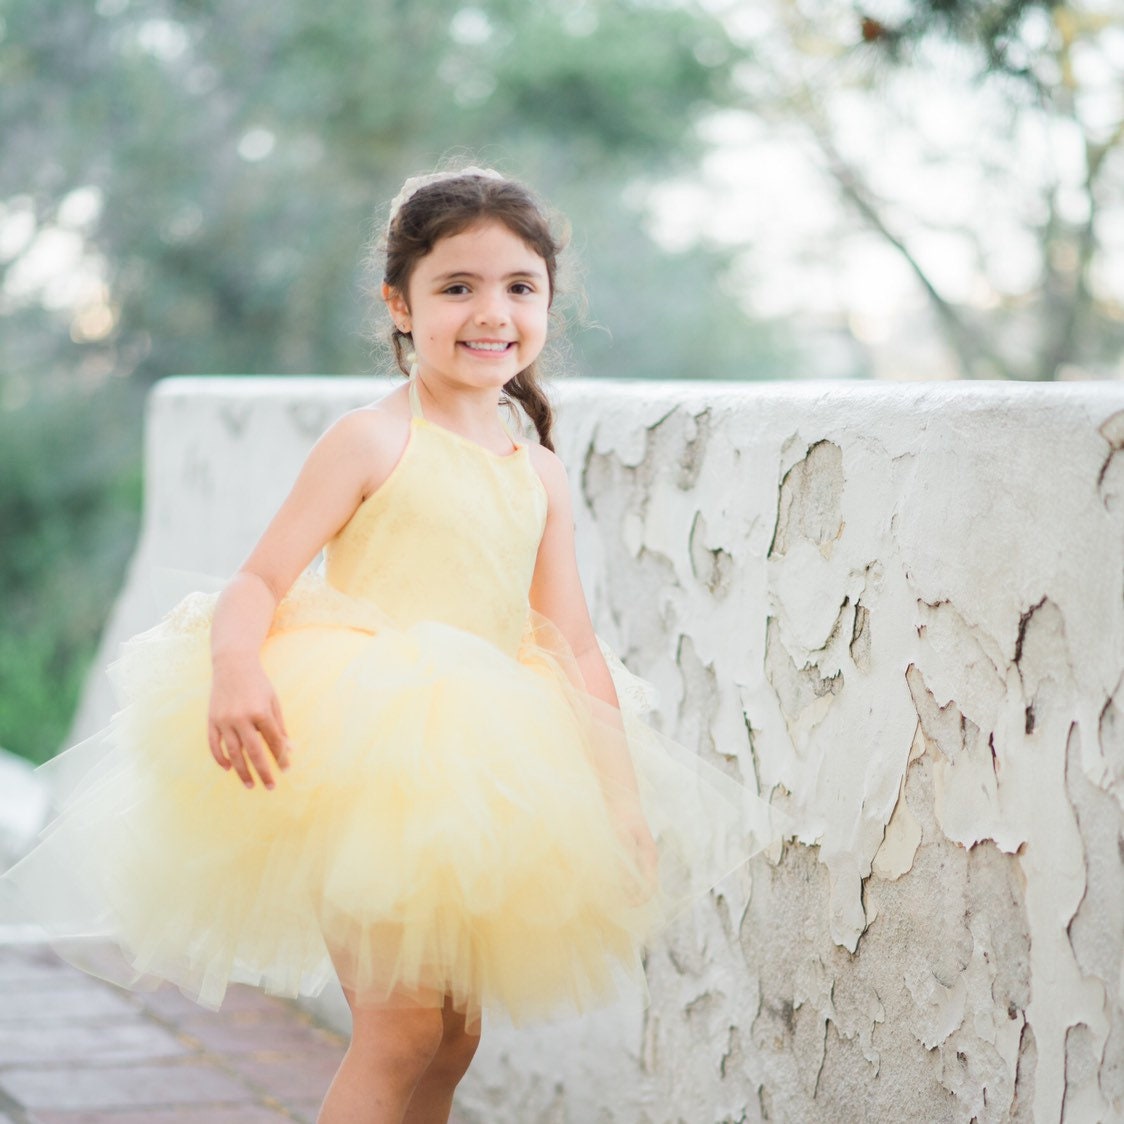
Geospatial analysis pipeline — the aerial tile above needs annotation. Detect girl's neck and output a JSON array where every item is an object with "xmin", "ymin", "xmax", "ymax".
[{"xmin": 412, "ymin": 374, "xmax": 513, "ymax": 450}]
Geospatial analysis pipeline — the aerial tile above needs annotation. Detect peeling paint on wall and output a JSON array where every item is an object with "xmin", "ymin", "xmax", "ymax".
[{"xmin": 82, "ymin": 379, "xmax": 1124, "ymax": 1123}]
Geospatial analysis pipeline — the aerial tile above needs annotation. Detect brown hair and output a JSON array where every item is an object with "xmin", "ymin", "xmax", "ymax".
[{"xmin": 381, "ymin": 172, "xmax": 565, "ymax": 451}]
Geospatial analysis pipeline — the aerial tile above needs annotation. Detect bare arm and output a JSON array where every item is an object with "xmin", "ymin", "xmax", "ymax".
[
  {"xmin": 528, "ymin": 447, "xmax": 657, "ymax": 886},
  {"xmin": 528, "ymin": 448, "xmax": 645, "ymax": 803},
  {"xmin": 527, "ymin": 447, "xmax": 618, "ymax": 699},
  {"xmin": 208, "ymin": 407, "xmax": 408, "ymax": 789}
]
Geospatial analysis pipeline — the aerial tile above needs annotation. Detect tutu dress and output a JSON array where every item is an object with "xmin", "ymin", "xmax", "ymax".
[{"xmin": 1, "ymin": 380, "xmax": 779, "ymax": 1025}]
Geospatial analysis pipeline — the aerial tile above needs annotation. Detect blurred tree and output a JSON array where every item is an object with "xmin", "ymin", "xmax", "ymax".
[
  {"xmin": 0, "ymin": 0, "xmax": 790, "ymax": 391},
  {"xmin": 0, "ymin": 387, "xmax": 142, "ymax": 762},
  {"xmin": 857, "ymin": 0, "xmax": 1066, "ymax": 81},
  {"xmin": 856, "ymin": 0, "xmax": 1121, "ymax": 379},
  {"xmin": 0, "ymin": 0, "xmax": 796, "ymax": 760},
  {"xmin": 714, "ymin": 0, "xmax": 1124, "ymax": 379}
]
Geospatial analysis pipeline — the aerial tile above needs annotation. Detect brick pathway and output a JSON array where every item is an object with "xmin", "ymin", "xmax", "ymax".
[{"xmin": 0, "ymin": 943, "xmax": 469, "ymax": 1123}]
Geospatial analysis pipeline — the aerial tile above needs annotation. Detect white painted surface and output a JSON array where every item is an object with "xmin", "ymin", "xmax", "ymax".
[
  {"xmin": 75, "ymin": 376, "xmax": 1124, "ymax": 1123},
  {"xmin": 0, "ymin": 748, "xmax": 49, "ymax": 869}
]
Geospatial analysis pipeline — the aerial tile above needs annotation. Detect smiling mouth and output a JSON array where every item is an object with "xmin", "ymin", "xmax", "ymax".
[{"xmin": 461, "ymin": 341, "xmax": 514, "ymax": 353}]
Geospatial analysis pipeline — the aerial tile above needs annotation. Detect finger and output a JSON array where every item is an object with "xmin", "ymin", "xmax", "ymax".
[
  {"xmin": 208, "ymin": 723, "xmax": 231, "ymax": 770},
  {"xmin": 271, "ymin": 696, "xmax": 289, "ymax": 740},
  {"xmin": 225, "ymin": 730, "xmax": 255, "ymax": 788},
  {"xmin": 270, "ymin": 699, "xmax": 293, "ymax": 771},
  {"xmin": 257, "ymin": 710, "xmax": 290, "ymax": 772},
  {"xmin": 238, "ymin": 722, "xmax": 276, "ymax": 790}
]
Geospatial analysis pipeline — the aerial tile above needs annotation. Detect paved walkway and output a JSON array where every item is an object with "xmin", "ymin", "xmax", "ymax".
[{"xmin": 0, "ymin": 943, "xmax": 469, "ymax": 1123}]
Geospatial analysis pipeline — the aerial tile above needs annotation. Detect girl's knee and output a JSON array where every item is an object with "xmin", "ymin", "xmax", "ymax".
[
  {"xmin": 348, "ymin": 1004, "xmax": 446, "ymax": 1080},
  {"xmin": 430, "ymin": 1022, "xmax": 481, "ymax": 1082}
]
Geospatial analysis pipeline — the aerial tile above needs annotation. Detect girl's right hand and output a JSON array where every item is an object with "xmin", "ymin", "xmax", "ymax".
[{"xmin": 207, "ymin": 656, "xmax": 292, "ymax": 790}]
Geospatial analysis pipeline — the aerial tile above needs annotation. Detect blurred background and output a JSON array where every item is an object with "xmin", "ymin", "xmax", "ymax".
[{"xmin": 1, "ymin": 0, "xmax": 1121, "ymax": 763}]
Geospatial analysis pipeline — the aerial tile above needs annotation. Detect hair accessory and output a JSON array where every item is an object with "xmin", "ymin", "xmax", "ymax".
[{"xmin": 387, "ymin": 166, "xmax": 505, "ymax": 232}]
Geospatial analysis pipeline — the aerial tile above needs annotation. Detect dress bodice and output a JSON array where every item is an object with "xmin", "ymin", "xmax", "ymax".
[{"xmin": 323, "ymin": 384, "xmax": 548, "ymax": 654}]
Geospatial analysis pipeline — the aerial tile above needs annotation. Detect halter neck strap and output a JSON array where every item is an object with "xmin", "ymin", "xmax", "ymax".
[
  {"xmin": 498, "ymin": 409, "xmax": 520, "ymax": 447},
  {"xmin": 409, "ymin": 374, "xmax": 522, "ymax": 451}
]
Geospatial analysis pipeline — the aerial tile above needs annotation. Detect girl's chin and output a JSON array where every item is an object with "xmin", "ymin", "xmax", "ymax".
[{"xmin": 419, "ymin": 367, "xmax": 519, "ymax": 392}]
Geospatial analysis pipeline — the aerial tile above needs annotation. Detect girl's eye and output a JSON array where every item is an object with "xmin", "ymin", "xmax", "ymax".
[
  {"xmin": 510, "ymin": 282, "xmax": 535, "ymax": 295},
  {"xmin": 443, "ymin": 284, "xmax": 470, "ymax": 296}
]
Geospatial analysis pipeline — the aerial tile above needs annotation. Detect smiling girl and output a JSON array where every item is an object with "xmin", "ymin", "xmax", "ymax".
[{"xmin": 2, "ymin": 168, "xmax": 775, "ymax": 1123}]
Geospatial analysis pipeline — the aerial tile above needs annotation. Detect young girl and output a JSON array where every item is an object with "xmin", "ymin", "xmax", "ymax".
[{"xmin": 1, "ymin": 168, "xmax": 775, "ymax": 1123}]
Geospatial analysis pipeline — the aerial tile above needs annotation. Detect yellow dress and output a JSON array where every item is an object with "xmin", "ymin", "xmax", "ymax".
[{"xmin": 1, "ymin": 382, "xmax": 779, "ymax": 1024}]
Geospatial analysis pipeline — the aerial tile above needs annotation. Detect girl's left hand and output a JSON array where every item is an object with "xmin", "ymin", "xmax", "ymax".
[
  {"xmin": 627, "ymin": 816, "xmax": 660, "ymax": 891},
  {"xmin": 610, "ymin": 802, "xmax": 659, "ymax": 902}
]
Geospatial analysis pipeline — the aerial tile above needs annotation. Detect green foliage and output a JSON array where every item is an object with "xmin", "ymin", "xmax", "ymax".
[
  {"xmin": 0, "ymin": 386, "xmax": 142, "ymax": 762},
  {"xmin": 0, "ymin": 0, "xmax": 778, "ymax": 386},
  {"xmin": 0, "ymin": 0, "xmax": 799, "ymax": 760}
]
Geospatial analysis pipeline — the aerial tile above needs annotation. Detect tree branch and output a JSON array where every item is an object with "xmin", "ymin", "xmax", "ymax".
[
  {"xmin": 808, "ymin": 124, "xmax": 1012, "ymax": 378},
  {"xmin": 1037, "ymin": 116, "xmax": 1124, "ymax": 379}
]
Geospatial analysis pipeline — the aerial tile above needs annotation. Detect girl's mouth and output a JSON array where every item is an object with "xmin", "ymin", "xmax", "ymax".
[{"xmin": 461, "ymin": 341, "xmax": 514, "ymax": 354}]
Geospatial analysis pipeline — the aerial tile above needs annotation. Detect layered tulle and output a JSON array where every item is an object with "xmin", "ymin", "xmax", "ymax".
[{"xmin": 2, "ymin": 575, "xmax": 780, "ymax": 1024}]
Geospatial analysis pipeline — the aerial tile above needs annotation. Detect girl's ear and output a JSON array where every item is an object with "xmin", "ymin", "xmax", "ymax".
[{"xmin": 382, "ymin": 282, "xmax": 411, "ymax": 333}]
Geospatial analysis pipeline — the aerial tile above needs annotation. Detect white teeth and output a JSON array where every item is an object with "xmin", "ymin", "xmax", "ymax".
[{"xmin": 464, "ymin": 341, "xmax": 509, "ymax": 351}]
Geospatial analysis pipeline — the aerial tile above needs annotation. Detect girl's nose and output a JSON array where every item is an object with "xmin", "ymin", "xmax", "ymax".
[{"xmin": 474, "ymin": 291, "xmax": 510, "ymax": 325}]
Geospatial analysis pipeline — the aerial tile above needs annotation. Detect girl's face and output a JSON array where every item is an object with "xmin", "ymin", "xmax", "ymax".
[{"xmin": 384, "ymin": 220, "xmax": 550, "ymax": 393}]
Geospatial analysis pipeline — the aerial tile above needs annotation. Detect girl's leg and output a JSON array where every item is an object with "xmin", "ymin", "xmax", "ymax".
[
  {"xmin": 317, "ymin": 991, "xmax": 445, "ymax": 1124},
  {"xmin": 402, "ymin": 996, "xmax": 481, "ymax": 1124}
]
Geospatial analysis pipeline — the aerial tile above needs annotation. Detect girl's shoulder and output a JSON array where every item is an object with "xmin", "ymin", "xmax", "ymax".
[
  {"xmin": 315, "ymin": 388, "xmax": 413, "ymax": 502},
  {"xmin": 526, "ymin": 442, "xmax": 570, "ymax": 513},
  {"xmin": 525, "ymin": 440, "xmax": 563, "ymax": 476},
  {"xmin": 319, "ymin": 395, "xmax": 410, "ymax": 459}
]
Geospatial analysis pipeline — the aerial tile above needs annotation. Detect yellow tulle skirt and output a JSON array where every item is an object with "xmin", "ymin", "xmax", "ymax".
[{"xmin": 2, "ymin": 576, "xmax": 780, "ymax": 1025}]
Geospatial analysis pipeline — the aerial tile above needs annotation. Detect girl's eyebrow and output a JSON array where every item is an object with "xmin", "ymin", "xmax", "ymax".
[{"xmin": 432, "ymin": 268, "xmax": 546, "ymax": 283}]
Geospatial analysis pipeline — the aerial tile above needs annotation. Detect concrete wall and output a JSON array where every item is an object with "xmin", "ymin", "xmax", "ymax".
[{"xmin": 79, "ymin": 376, "xmax": 1124, "ymax": 1124}]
